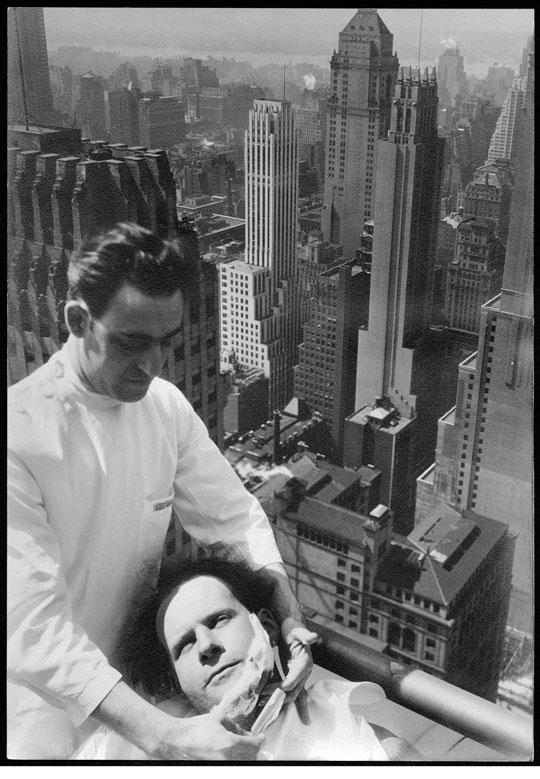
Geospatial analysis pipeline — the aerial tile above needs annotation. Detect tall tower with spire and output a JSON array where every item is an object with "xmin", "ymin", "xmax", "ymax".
[{"xmin": 321, "ymin": 9, "xmax": 398, "ymax": 258}]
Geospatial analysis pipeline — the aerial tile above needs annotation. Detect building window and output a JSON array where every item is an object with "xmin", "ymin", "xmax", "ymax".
[
  {"xmin": 335, "ymin": 614, "xmax": 343, "ymax": 624},
  {"xmin": 402, "ymin": 628, "xmax": 416, "ymax": 653},
  {"xmin": 387, "ymin": 622, "xmax": 400, "ymax": 646},
  {"xmin": 369, "ymin": 614, "xmax": 379, "ymax": 623},
  {"xmin": 369, "ymin": 628, "xmax": 379, "ymax": 638},
  {"xmin": 335, "ymin": 601, "xmax": 344, "ymax": 610},
  {"xmin": 348, "ymin": 621, "xmax": 358, "ymax": 629},
  {"xmin": 424, "ymin": 651, "xmax": 435, "ymax": 662}
]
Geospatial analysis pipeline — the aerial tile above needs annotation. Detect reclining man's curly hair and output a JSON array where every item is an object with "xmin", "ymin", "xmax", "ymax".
[{"xmin": 115, "ymin": 556, "xmax": 276, "ymax": 702}]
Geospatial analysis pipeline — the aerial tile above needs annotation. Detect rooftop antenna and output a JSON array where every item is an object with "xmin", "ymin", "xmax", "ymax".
[
  {"xmin": 283, "ymin": 64, "xmax": 286, "ymax": 101},
  {"xmin": 13, "ymin": 8, "xmax": 30, "ymax": 130},
  {"xmin": 417, "ymin": 8, "xmax": 424, "ymax": 70}
]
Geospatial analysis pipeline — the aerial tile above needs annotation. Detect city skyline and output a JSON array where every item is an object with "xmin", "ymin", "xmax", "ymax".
[
  {"xmin": 7, "ymin": 5, "xmax": 534, "ymax": 742},
  {"xmin": 43, "ymin": 7, "xmax": 534, "ymax": 78}
]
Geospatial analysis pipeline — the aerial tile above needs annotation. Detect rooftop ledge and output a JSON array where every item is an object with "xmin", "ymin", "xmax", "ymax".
[{"xmin": 307, "ymin": 615, "xmax": 533, "ymax": 761}]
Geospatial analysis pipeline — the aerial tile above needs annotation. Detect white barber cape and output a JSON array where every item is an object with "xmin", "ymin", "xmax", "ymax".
[
  {"xmin": 7, "ymin": 340, "xmax": 283, "ymax": 759},
  {"xmin": 73, "ymin": 679, "xmax": 389, "ymax": 761}
]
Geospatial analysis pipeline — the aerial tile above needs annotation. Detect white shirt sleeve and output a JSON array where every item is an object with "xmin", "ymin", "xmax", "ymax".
[
  {"xmin": 8, "ymin": 451, "xmax": 122, "ymax": 726},
  {"xmin": 171, "ymin": 396, "xmax": 284, "ymax": 570}
]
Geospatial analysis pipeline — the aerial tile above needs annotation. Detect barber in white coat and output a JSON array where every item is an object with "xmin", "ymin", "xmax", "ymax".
[{"xmin": 7, "ymin": 222, "xmax": 317, "ymax": 760}]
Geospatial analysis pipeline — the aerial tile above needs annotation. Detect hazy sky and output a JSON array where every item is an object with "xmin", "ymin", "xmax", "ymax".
[{"xmin": 43, "ymin": 7, "xmax": 534, "ymax": 76}]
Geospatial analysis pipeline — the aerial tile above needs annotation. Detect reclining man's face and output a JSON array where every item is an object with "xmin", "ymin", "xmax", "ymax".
[{"xmin": 162, "ymin": 576, "xmax": 259, "ymax": 713}]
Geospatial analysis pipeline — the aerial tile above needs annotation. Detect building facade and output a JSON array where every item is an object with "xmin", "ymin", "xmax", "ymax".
[
  {"xmin": 219, "ymin": 99, "xmax": 299, "ymax": 415},
  {"xmin": 8, "ymin": 6, "xmax": 56, "ymax": 126},
  {"xmin": 343, "ymin": 398, "xmax": 416, "ymax": 535},
  {"xmin": 256, "ymin": 457, "xmax": 513, "ymax": 702},
  {"xmin": 138, "ymin": 96, "xmax": 185, "ymax": 149},
  {"xmin": 445, "ymin": 216, "xmax": 505, "ymax": 334},
  {"xmin": 354, "ymin": 67, "xmax": 444, "ymax": 414},
  {"xmin": 486, "ymin": 78, "xmax": 525, "ymax": 163},
  {"xmin": 108, "ymin": 87, "xmax": 140, "ymax": 146},
  {"xmin": 437, "ymin": 47, "xmax": 468, "ymax": 109},
  {"xmin": 7, "ymin": 138, "xmax": 224, "ymax": 448},
  {"xmin": 461, "ymin": 160, "xmax": 513, "ymax": 240},
  {"xmin": 321, "ymin": 8, "xmax": 398, "ymax": 257},
  {"xmin": 351, "ymin": 67, "xmax": 446, "ymax": 531},
  {"xmin": 294, "ymin": 260, "xmax": 370, "ymax": 459},
  {"xmin": 416, "ymin": 47, "xmax": 533, "ymax": 617},
  {"xmin": 77, "ymin": 72, "xmax": 107, "ymax": 140}
]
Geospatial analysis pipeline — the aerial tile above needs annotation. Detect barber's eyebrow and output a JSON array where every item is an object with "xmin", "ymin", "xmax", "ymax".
[{"xmin": 116, "ymin": 324, "xmax": 184, "ymax": 342}]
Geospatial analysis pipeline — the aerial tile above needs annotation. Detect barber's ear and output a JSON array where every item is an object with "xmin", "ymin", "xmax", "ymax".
[
  {"xmin": 65, "ymin": 300, "xmax": 91, "ymax": 338},
  {"xmin": 256, "ymin": 608, "xmax": 281, "ymax": 646}
]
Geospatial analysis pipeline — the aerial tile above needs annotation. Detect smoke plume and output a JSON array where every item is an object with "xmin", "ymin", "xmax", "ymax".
[
  {"xmin": 441, "ymin": 37, "xmax": 457, "ymax": 49},
  {"xmin": 303, "ymin": 73, "xmax": 316, "ymax": 90}
]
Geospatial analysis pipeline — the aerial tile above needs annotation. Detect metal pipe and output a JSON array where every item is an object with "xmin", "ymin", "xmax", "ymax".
[
  {"xmin": 391, "ymin": 666, "xmax": 533, "ymax": 759},
  {"xmin": 306, "ymin": 617, "xmax": 533, "ymax": 759}
]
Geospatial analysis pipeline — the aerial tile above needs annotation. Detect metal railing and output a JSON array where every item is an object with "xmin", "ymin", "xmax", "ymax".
[{"xmin": 306, "ymin": 616, "xmax": 533, "ymax": 760}]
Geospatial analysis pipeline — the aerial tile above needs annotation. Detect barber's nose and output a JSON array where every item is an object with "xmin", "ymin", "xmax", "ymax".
[{"xmin": 197, "ymin": 626, "xmax": 223, "ymax": 664}]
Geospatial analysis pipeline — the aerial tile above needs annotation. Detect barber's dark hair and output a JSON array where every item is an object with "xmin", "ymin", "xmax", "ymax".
[
  {"xmin": 68, "ymin": 222, "xmax": 201, "ymax": 318},
  {"xmin": 116, "ymin": 555, "xmax": 276, "ymax": 702}
]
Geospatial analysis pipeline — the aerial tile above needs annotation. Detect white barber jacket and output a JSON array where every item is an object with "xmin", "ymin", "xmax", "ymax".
[{"xmin": 7, "ymin": 340, "xmax": 283, "ymax": 759}]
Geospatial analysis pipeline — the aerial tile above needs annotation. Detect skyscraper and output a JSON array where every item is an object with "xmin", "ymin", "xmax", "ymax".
[
  {"xmin": 8, "ymin": 7, "xmax": 55, "ymax": 126},
  {"xmin": 77, "ymin": 72, "xmax": 107, "ymax": 140},
  {"xmin": 437, "ymin": 47, "xmax": 467, "ymax": 109},
  {"xmin": 486, "ymin": 77, "xmax": 525, "ymax": 163},
  {"xmin": 484, "ymin": 63, "xmax": 515, "ymax": 107},
  {"xmin": 108, "ymin": 87, "xmax": 140, "ymax": 146},
  {"xmin": 294, "ymin": 258, "xmax": 370, "ymax": 459},
  {"xmin": 461, "ymin": 160, "xmax": 513, "ymax": 240},
  {"xmin": 355, "ymin": 67, "xmax": 444, "ymax": 411},
  {"xmin": 219, "ymin": 99, "xmax": 299, "ymax": 414},
  {"xmin": 321, "ymin": 9, "xmax": 398, "ymax": 257},
  {"xmin": 445, "ymin": 216, "xmax": 504, "ymax": 334},
  {"xmin": 416, "ymin": 44, "xmax": 533, "ymax": 618},
  {"xmin": 351, "ymin": 67, "xmax": 445, "ymax": 531},
  {"xmin": 138, "ymin": 95, "xmax": 185, "ymax": 149}
]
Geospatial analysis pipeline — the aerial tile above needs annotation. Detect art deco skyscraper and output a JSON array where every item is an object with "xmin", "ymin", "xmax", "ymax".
[
  {"xmin": 355, "ymin": 67, "xmax": 444, "ymax": 413},
  {"xmin": 220, "ymin": 99, "xmax": 299, "ymax": 414},
  {"xmin": 8, "ymin": 7, "xmax": 55, "ymax": 126},
  {"xmin": 350, "ymin": 68, "xmax": 444, "ymax": 531},
  {"xmin": 321, "ymin": 8, "xmax": 398, "ymax": 257}
]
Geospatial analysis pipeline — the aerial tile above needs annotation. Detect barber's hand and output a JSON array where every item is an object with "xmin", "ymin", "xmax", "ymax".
[
  {"xmin": 152, "ymin": 711, "xmax": 263, "ymax": 760},
  {"xmin": 280, "ymin": 619, "xmax": 319, "ymax": 725}
]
